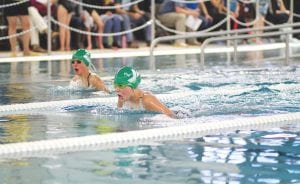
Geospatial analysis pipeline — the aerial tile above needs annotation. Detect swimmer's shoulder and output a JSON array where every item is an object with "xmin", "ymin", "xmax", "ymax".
[
  {"xmin": 89, "ymin": 73, "xmax": 102, "ymax": 81},
  {"xmin": 140, "ymin": 91, "xmax": 158, "ymax": 103}
]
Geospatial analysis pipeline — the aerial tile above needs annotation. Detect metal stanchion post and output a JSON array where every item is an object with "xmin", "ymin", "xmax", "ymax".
[{"xmin": 47, "ymin": 0, "xmax": 52, "ymax": 54}]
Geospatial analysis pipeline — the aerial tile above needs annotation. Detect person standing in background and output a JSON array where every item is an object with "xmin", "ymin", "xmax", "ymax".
[
  {"xmin": 4, "ymin": 0, "xmax": 31, "ymax": 56},
  {"xmin": 57, "ymin": 0, "xmax": 76, "ymax": 51}
]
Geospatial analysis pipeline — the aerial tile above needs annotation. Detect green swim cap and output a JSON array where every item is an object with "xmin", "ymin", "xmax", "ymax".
[
  {"xmin": 72, "ymin": 49, "xmax": 91, "ymax": 66},
  {"xmin": 114, "ymin": 66, "xmax": 141, "ymax": 89}
]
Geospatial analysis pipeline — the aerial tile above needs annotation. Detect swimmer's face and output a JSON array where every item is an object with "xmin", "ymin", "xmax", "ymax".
[
  {"xmin": 72, "ymin": 60, "xmax": 88, "ymax": 75},
  {"xmin": 115, "ymin": 85, "xmax": 133, "ymax": 102}
]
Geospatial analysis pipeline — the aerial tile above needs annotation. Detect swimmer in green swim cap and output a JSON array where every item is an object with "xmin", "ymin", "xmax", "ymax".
[
  {"xmin": 114, "ymin": 66, "xmax": 176, "ymax": 118},
  {"xmin": 70, "ymin": 49, "xmax": 110, "ymax": 93}
]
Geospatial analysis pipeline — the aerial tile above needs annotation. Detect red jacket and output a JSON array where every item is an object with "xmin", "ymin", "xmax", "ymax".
[{"xmin": 30, "ymin": 0, "xmax": 56, "ymax": 16}]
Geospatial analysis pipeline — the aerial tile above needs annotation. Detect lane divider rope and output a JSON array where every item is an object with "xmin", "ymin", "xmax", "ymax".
[
  {"xmin": 0, "ymin": 112, "xmax": 299, "ymax": 158},
  {"xmin": 0, "ymin": 92, "xmax": 195, "ymax": 113}
]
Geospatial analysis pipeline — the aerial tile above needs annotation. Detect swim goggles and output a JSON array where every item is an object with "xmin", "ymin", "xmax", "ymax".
[
  {"xmin": 71, "ymin": 60, "xmax": 82, "ymax": 64},
  {"xmin": 114, "ymin": 83, "xmax": 128, "ymax": 89}
]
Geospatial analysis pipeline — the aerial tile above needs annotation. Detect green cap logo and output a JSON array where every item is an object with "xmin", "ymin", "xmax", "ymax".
[{"xmin": 114, "ymin": 66, "xmax": 141, "ymax": 89}]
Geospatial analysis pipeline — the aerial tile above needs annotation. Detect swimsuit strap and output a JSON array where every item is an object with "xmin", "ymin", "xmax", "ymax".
[
  {"xmin": 139, "ymin": 92, "xmax": 149, "ymax": 108},
  {"xmin": 139, "ymin": 92, "xmax": 144, "ymax": 99},
  {"xmin": 87, "ymin": 73, "xmax": 91, "ymax": 87}
]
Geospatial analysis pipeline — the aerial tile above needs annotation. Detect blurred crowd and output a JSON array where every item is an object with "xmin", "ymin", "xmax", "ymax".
[{"xmin": 0, "ymin": 0, "xmax": 299, "ymax": 56}]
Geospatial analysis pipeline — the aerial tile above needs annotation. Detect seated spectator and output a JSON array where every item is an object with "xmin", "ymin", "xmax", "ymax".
[
  {"xmin": 266, "ymin": 0, "xmax": 299, "ymax": 43},
  {"xmin": 283, "ymin": 0, "xmax": 300, "ymax": 39},
  {"xmin": 29, "ymin": 0, "xmax": 56, "ymax": 52},
  {"xmin": 204, "ymin": 0, "xmax": 227, "ymax": 31},
  {"xmin": 235, "ymin": 0, "xmax": 256, "ymax": 29},
  {"xmin": 115, "ymin": 0, "xmax": 139, "ymax": 48},
  {"xmin": 128, "ymin": 0, "xmax": 152, "ymax": 46},
  {"xmin": 185, "ymin": 1, "xmax": 213, "ymax": 31},
  {"xmin": 83, "ymin": 0, "xmax": 105, "ymax": 49},
  {"xmin": 266, "ymin": 0, "xmax": 289, "ymax": 25},
  {"xmin": 157, "ymin": 0, "xmax": 201, "ymax": 47},
  {"xmin": 100, "ymin": 0, "xmax": 122, "ymax": 49},
  {"xmin": 69, "ymin": 6, "xmax": 93, "ymax": 50},
  {"xmin": 227, "ymin": 0, "xmax": 239, "ymax": 29},
  {"xmin": 80, "ymin": 10, "xmax": 94, "ymax": 50},
  {"xmin": 28, "ymin": 6, "xmax": 46, "ymax": 52},
  {"xmin": 265, "ymin": 0, "xmax": 298, "ymax": 42}
]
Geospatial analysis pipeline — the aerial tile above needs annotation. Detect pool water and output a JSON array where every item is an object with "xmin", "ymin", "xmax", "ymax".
[{"xmin": 0, "ymin": 51, "xmax": 300, "ymax": 183}]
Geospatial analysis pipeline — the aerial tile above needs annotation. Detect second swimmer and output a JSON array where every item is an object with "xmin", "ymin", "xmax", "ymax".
[{"xmin": 70, "ymin": 49, "xmax": 110, "ymax": 93}]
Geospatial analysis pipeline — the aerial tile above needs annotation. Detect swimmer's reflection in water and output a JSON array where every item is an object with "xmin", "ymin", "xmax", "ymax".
[{"xmin": 70, "ymin": 49, "xmax": 110, "ymax": 93}]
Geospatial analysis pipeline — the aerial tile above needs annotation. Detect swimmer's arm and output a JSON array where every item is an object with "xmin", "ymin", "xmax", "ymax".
[
  {"xmin": 90, "ymin": 76, "xmax": 111, "ymax": 93},
  {"xmin": 143, "ymin": 95, "xmax": 177, "ymax": 119}
]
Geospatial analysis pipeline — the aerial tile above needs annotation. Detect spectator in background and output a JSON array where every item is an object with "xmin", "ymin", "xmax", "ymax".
[
  {"xmin": 29, "ymin": 0, "xmax": 56, "ymax": 52},
  {"xmin": 235, "ymin": 0, "xmax": 256, "ymax": 29},
  {"xmin": 226, "ymin": 0, "xmax": 240, "ymax": 29},
  {"xmin": 69, "ymin": 5, "xmax": 92, "ymax": 50},
  {"xmin": 28, "ymin": 0, "xmax": 57, "ymax": 52},
  {"xmin": 266, "ymin": 0, "xmax": 289, "ymax": 25},
  {"xmin": 28, "ymin": 5, "xmax": 47, "ymax": 53},
  {"xmin": 30, "ymin": 0, "xmax": 59, "ymax": 50},
  {"xmin": 128, "ymin": 0, "xmax": 152, "ymax": 46},
  {"xmin": 210, "ymin": 0, "xmax": 240, "ymax": 30},
  {"xmin": 157, "ymin": 0, "xmax": 201, "ymax": 47},
  {"xmin": 185, "ymin": 1, "xmax": 213, "ymax": 31},
  {"xmin": 84, "ymin": 0, "xmax": 122, "ymax": 49},
  {"xmin": 283, "ymin": 0, "xmax": 300, "ymax": 39},
  {"xmin": 82, "ymin": 0, "xmax": 105, "ymax": 49},
  {"xmin": 80, "ymin": 10, "xmax": 94, "ymax": 50},
  {"xmin": 115, "ymin": 0, "xmax": 139, "ymax": 48},
  {"xmin": 4, "ymin": 0, "xmax": 31, "ymax": 56},
  {"xmin": 57, "ymin": 0, "xmax": 76, "ymax": 51},
  {"xmin": 203, "ymin": 0, "xmax": 227, "ymax": 31},
  {"xmin": 100, "ymin": 0, "xmax": 122, "ymax": 49},
  {"xmin": 266, "ymin": 0, "xmax": 299, "ymax": 42},
  {"xmin": 252, "ymin": 0, "xmax": 270, "ymax": 44}
]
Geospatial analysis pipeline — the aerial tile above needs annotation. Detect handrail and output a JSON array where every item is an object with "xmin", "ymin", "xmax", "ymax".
[
  {"xmin": 200, "ymin": 28, "xmax": 300, "ymax": 68},
  {"xmin": 150, "ymin": 22, "xmax": 300, "ymax": 69},
  {"xmin": 149, "ymin": 0, "xmax": 298, "ymax": 69},
  {"xmin": 150, "ymin": 22, "xmax": 300, "ymax": 50}
]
